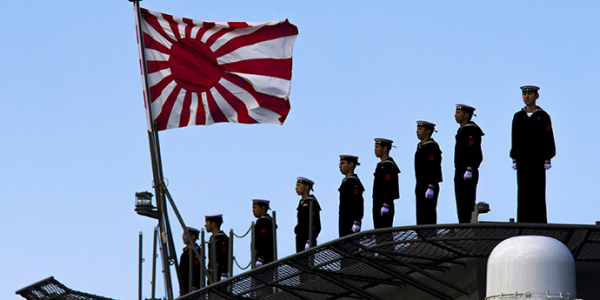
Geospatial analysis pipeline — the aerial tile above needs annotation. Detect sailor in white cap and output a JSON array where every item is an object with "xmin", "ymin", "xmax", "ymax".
[
  {"xmin": 415, "ymin": 121, "xmax": 443, "ymax": 225},
  {"xmin": 294, "ymin": 177, "xmax": 321, "ymax": 252},
  {"xmin": 180, "ymin": 226, "xmax": 201, "ymax": 295},
  {"xmin": 454, "ymin": 104, "xmax": 485, "ymax": 223},
  {"xmin": 204, "ymin": 214, "xmax": 229, "ymax": 283},
  {"xmin": 338, "ymin": 155, "xmax": 365, "ymax": 237},
  {"xmin": 372, "ymin": 138, "xmax": 400, "ymax": 229},
  {"xmin": 510, "ymin": 85, "xmax": 555, "ymax": 223},
  {"xmin": 251, "ymin": 199, "xmax": 275, "ymax": 267}
]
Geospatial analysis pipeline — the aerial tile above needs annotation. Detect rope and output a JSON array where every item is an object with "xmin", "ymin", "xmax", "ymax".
[
  {"xmin": 233, "ymin": 257, "xmax": 252, "ymax": 270},
  {"xmin": 231, "ymin": 223, "xmax": 254, "ymax": 239}
]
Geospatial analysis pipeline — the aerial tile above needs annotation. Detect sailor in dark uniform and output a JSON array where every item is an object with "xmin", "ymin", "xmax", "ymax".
[
  {"xmin": 204, "ymin": 214, "xmax": 229, "ymax": 283},
  {"xmin": 180, "ymin": 226, "xmax": 201, "ymax": 295},
  {"xmin": 510, "ymin": 85, "xmax": 556, "ymax": 223},
  {"xmin": 372, "ymin": 138, "xmax": 401, "ymax": 229},
  {"xmin": 252, "ymin": 199, "xmax": 275, "ymax": 267},
  {"xmin": 294, "ymin": 177, "xmax": 321, "ymax": 253},
  {"xmin": 415, "ymin": 121, "xmax": 443, "ymax": 225},
  {"xmin": 454, "ymin": 104, "xmax": 484, "ymax": 223},
  {"xmin": 338, "ymin": 155, "xmax": 365, "ymax": 237}
]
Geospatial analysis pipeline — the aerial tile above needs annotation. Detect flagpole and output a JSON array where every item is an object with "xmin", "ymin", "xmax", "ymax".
[{"xmin": 130, "ymin": 1, "xmax": 176, "ymax": 299}]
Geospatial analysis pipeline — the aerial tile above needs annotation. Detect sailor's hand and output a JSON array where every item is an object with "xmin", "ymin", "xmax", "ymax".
[
  {"xmin": 425, "ymin": 188, "xmax": 434, "ymax": 199},
  {"xmin": 380, "ymin": 206, "xmax": 390, "ymax": 215},
  {"xmin": 351, "ymin": 224, "xmax": 360, "ymax": 233},
  {"xmin": 463, "ymin": 170, "xmax": 473, "ymax": 180}
]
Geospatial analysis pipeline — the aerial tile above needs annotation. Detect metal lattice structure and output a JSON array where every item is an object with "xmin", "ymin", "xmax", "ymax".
[
  {"xmin": 16, "ymin": 277, "xmax": 115, "ymax": 300},
  {"xmin": 179, "ymin": 222, "xmax": 600, "ymax": 300}
]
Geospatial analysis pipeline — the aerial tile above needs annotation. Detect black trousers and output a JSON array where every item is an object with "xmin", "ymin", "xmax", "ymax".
[
  {"xmin": 516, "ymin": 161, "xmax": 547, "ymax": 223},
  {"xmin": 372, "ymin": 200, "xmax": 395, "ymax": 229},
  {"xmin": 339, "ymin": 216, "xmax": 356, "ymax": 238},
  {"xmin": 295, "ymin": 235, "xmax": 317, "ymax": 253},
  {"xmin": 416, "ymin": 183, "xmax": 438, "ymax": 225},
  {"xmin": 454, "ymin": 168, "xmax": 479, "ymax": 223}
]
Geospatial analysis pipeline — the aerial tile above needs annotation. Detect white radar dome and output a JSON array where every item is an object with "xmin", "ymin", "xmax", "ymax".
[{"xmin": 486, "ymin": 235, "xmax": 577, "ymax": 300}]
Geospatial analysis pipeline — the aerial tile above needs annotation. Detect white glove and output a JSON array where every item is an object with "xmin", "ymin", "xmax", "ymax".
[
  {"xmin": 305, "ymin": 242, "xmax": 310, "ymax": 250},
  {"xmin": 512, "ymin": 163, "xmax": 517, "ymax": 170},
  {"xmin": 425, "ymin": 188, "xmax": 434, "ymax": 199},
  {"xmin": 380, "ymin": 206, "xmax": 390, "ymax": 215},
  {"xmin": 220, "ymin": 276, "xmax": 228, "ymax": 281},
  {"xmin": 544, "ymin": 163, "xmax": 552, "ymax": 170},
  {"xmin": 255, "ymin": 260, "xmax": 263, "ymax": 267},
  {"xmin": 463, "ymin": 170, "xmax": 472, "ymax": 180},
  {"xmin": 351, "ymin": 224, "xmax": 360, "ymax": 233}
]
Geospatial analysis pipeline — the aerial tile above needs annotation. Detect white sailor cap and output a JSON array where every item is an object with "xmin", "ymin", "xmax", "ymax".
[
  {"xmin": 252, "ymin": 199, "xmax": 271, "ymax": 206},
  {"xmin": 417, "ymin": 120, "xmax": 436, "ymax": 129},
  {"xmin": 374, "ymin": 138, "xmax": 393, "ymax": 147},
  {"xmin": 339, "ymin": 155, "xmax": 359, "ymax": 164},
  {"xmin": 185, "ymin": 227, "xmax": 200, "ymax": 237},
  {"xmin": 520, "ymin": 85, "xmax": 540, "ymax": 92},
  {"xmin": 205, "ymin": 214, "xmax": 223, "ymax": 223},
  {"xmin": 297, "ymin": 177, "xmax": 314, "ymax": 189},
  {"xmin": 456, "ymin": 104, "xmax": 476, "ymax": 113}
]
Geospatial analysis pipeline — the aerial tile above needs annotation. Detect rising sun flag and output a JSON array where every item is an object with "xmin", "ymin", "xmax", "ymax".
[{"xmin": 137, "ymin": 8, "xmax": 299, "ymax": 131}]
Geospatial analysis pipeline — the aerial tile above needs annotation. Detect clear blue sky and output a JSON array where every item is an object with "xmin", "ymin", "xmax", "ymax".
[{"xmin": 2, "ymin": 1, "xmax": 599, "ymax": 299}]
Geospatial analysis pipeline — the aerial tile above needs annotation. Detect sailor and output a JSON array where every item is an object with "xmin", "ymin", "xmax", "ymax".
[
  {"xmin": 415, "ymin": 121, "xmax": 443, "ymax": 225},
  {"xmin": 204, "ymin": 214, "xmax": 229, "ymax": 283},
  {"xmin": 338, "ymin": 155, "xmax": 365, "ymax": 237},
  {"xmin": 372, "ymin": 138, "xmax": 400, "ymax": 229},
  {"xmin": 510, "ymin": 85, "xmax": 555, "ymax": 223},
  {"xmin": 252, "ymin": 199, "xmax": 275, "ymax": 267},
  {"xmin": 454, "ymin": 104, "xmax": 485, "ymax": 223},
  {"xmin": 180, "ymin": 226, "xmax": 201, "ymax": 295},
  {"xmin": 294, "ymin": 177, "xmax": 321, "ymax": 253}
]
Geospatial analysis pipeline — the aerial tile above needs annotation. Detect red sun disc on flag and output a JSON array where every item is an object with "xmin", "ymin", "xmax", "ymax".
[{"xmin": 169, "ymin": 38, "xmax": 224, "ymax": 93}]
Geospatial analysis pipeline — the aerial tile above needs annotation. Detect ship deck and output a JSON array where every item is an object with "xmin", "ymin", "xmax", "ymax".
[{"xmin": 179, "ymin": 222, "xmax": 600, "ymax": 300}]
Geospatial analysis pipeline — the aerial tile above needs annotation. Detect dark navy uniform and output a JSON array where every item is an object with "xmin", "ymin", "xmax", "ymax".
[
  {"xmin": 338, "ymin": 174, "xmax": 364, "ymax": 237},
  {"xmin": 254, "ymin": 214, "xmax": 275, "ymax": 264},
  {"xmin": 294, "ymin": 195, "xmax": 321, "ymax": 253},
  {"xmin": 207, "ymin": 231, "xmax": 229, "ymax": 282},
  {"xmin": 415, "ymin": 138, "xmax": 443, "ymax": 225},
  {"xmin": 180, "ymin": 243, "xmax": 201, "ymax": 294},
  {"xmin": 372, "ymin": 157, "xmax": 400, "ymax": 228},
  {"xmin": 454, "ymin": 121, "xmax": 484, "ymax": 223},
  {"xmin": 511, "ymin": 104, "xmax": 555, "ymax": 223}
]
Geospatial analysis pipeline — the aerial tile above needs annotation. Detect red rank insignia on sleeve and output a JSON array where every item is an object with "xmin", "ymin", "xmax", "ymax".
[
  {"xmin": 468, "ymin": 139, "xmax": 474, "ymax": 146},
  {"xmin": 386, "ymin": 174, "xmax": 391, "ymax": 180},
  {"xmin": 353, "ymin": 189, "xmax": 359, "ymax": 195},
  {"xmin": 546, "ymin": 125, "xmax": 552, "ymax": 132},
  {"xmin": 428, "ymin": 154, "xmax": 434, "ymax": 161},
  {"xmin": 261, "ymin": 228, "xmax": 266, "ymax": 233}
]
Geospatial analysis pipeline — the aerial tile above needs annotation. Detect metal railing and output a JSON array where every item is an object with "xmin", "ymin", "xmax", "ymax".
[{"xmin": 178, "ymin": 222, "xmax": 600, "ymax": 300}]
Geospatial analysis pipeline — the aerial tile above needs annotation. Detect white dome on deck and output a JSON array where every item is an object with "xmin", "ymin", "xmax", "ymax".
[{"xmin": 486, "ymin": 235, "xmax": 577, "ymax": 299}]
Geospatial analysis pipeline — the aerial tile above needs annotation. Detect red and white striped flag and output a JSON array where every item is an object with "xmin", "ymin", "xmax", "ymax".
[{"xmin": 137, "ymin": 8, "xmax": 298, "ymax": 131}]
